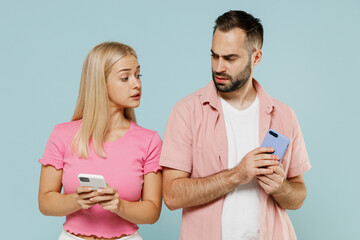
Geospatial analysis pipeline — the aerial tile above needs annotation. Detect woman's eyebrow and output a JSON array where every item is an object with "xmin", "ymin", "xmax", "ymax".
[{"xmin": 117, "ymin": 65, "xmax": 140, "ymax": 73}]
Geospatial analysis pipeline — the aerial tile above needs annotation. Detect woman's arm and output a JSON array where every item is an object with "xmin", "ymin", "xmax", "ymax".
[
  {"xmin": 96, "ymin": 171, "xmax": 162, "ymax": 224},
  {"xmin": 38, "ymin": 165, "xmax": 97, "ymax": 216}
]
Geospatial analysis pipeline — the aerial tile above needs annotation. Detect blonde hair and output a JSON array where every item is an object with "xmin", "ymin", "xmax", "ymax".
[{"xmin": 72, "ymin": 42, "xmax": 137, "ymax": 158}]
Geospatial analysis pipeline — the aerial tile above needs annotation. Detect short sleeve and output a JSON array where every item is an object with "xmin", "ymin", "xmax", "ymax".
[
  {"xmin": 159, "ymin": 102, "xmax": 193, "ymax": 173},
  {"xmin": 38, "ymin": 125, "xmax": 65, "ymax": 170},
  {"xmin": 144, "ymin": 132, "xmax": 163, "ymax": 174},
  {"xmin": 287, "ymin": 109, "xmax": 311, "ymax": 178}
]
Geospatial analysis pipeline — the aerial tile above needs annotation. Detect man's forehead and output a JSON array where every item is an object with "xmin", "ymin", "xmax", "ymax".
[
  {"xmin": 213, "ymin": 28, "xmax": 247, "ymax": 43},
  {"xmin": 212, "ymin": 29, "xmax": 248, "ymax": 55}
]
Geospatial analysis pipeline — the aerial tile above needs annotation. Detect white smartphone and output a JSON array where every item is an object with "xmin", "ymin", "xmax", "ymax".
[{"xmin": 78, "ymin": 174, "xmax": 107, "ymax": 190}]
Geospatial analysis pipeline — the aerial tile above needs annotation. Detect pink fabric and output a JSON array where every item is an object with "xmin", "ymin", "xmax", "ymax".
[
  {"xmin": 159, "ymin": 79, "xmax": 311, "ymax": 240},
  {"xmin": 39, "ymin": 120, "xmax": 162, "ymax": 238}
]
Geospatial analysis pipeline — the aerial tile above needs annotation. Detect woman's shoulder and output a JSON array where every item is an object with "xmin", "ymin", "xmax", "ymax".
[
  {"xmin": 52, "ymin": 120, "xmax": 81, "ymax": 137},
  {"xmin": 129, "ymin": 122, "xmax": 162, "ymax": 155},
  {"xmin": 130, "ymin": 121, "xmax": 161, "ymax": 141}
]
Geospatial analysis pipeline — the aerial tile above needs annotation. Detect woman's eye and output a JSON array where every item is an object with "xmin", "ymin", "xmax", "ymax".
[
  {"xmin": 121, "ymin": 77, "xmax": 129, "ymax": 81},
  {"xmin": 136, "ymin": 74, "xmax": 142, "ymax": 79}
]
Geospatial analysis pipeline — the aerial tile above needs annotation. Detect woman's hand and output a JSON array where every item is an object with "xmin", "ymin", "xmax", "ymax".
[
  {"xmin": 74, "ymin": 186, "xmax": 98, "ymax": 210},
  {"xmin": 74, "ymin": 184, "xmax": 121, "ymax": 213},
  {"xmin": 91, "ymin": 185, "xmax": 121, "ymax": 214}
]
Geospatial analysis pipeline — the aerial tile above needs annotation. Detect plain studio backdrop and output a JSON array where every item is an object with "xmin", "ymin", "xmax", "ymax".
[{"xmin": 0, "ymin": 0, "xmax": 359, "ymax": 239}]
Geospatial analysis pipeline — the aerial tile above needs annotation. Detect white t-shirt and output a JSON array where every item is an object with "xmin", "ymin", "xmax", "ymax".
[{"xmin": 221, "ymin": 95, "xmax": 261, "ymax": 240}]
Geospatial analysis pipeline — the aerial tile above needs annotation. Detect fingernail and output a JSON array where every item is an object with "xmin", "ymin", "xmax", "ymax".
[
  {"xmin": 90, "ymin": 198, "xmax": 94, "ymax": 202},
  {"xmin": 88, "ymin": 187, "xmax": 92, "ymax": 191},
  {"xmin": 97, "ymin": 189, "xmax": 103, "ymax": 193}
]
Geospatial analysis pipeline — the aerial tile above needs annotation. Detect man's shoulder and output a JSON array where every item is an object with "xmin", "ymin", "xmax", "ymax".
[
  {"xmin": 255, "ymin": 79, "xmax": 296, "ymax": 118},
  {"xmin": 271, "ymin": 97, "xmax": 294, "ymax": 112},
  {"xmin": 269, "ymin": 96, "xmax": 297, "ymax": 124},
  {"xmin": 173, "ymin": 85, "xmax": 208, "ymax": 110}
]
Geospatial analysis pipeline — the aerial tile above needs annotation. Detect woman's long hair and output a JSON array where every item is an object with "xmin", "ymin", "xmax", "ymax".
[{"xmin": 71, "ymin": 42, "xmax": 137, "ymax": 158}]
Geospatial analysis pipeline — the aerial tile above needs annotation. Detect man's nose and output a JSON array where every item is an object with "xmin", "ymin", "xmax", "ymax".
[{"xmin": 215, "ymin": 59, "xmax": 226, "ymax": 73}]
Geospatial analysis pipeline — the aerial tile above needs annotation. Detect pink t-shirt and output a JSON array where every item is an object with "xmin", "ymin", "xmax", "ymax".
[{"xmin": 39, "ymin": 120, "xmax": 162, "ymax": 238}]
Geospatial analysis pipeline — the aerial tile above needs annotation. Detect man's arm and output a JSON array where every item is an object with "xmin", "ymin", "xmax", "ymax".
[
  {"xmin": 272, "ymin": 175, "xmax": 307, "ymax": 210},
  {"xmin": 163, "ymin": 168, "xmax": 238, "ymax": 210},
  {"xmin": 163, "ymin": 147, "xmax": 279, "ymax": 210},
  {"xmin": 257, "ymin": 165, "xmax": 307, "ymax": 210}
]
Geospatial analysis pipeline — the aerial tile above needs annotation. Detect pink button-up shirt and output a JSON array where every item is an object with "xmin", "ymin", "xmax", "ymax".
[{"xmin": 160, "ymin": 79, "xmax": 311, "ymax": 240}]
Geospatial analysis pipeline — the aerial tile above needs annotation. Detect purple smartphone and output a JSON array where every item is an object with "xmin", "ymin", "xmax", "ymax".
[{"xmin": 260, "ymin": 129, "xmax": 290, "ymax": 164}]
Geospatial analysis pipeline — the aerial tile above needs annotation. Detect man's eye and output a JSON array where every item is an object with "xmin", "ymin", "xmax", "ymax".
[{"xmin": 211, "ymin": 54, "xmax": 219, "ymax": 59}]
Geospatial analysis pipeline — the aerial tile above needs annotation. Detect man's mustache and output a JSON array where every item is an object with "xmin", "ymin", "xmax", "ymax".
[{"xmin": 213, "ymin": 72, "xmax": 232, "ymax": 79}]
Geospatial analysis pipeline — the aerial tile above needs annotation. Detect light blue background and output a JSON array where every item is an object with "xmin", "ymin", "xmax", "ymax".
[{"xmin": 1, "ymin": 0, "xmax": 359, "ymax": 239}]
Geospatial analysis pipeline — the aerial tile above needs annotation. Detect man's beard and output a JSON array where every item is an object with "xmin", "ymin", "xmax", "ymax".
[{"xmin": 212, "ymin": 58, "xmax": 252, "ymax": 93}]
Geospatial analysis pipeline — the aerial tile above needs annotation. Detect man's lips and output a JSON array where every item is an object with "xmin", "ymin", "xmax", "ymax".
[{"xmin": 215, "ymin": 76, "xmax": 228, "ymax": 83}]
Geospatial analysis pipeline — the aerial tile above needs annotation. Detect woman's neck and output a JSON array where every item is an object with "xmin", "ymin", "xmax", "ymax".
[{"xmin": 108, "ymin": 107, "xmax": 130, "ymax": 130}]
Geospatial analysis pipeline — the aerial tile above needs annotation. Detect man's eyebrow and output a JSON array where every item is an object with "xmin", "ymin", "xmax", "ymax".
[
  {"xmin": 211, "ymin": 50, "xmax": 218, "ymax": 55},
  {"xmin": 223, "ymin": 54, "xmax": 240, "ymax": 58},
  {"xmin": 211, "ymin": 50, "xmax": 239, "ymax": 58},
  {"xmin": 117, "ymin": 65, "xmax": 140, "ymax": 73}
]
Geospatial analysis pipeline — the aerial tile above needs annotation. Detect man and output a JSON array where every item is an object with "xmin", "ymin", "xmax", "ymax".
[{"xmin": 160, "ymin": 10, "xmax": 311, "ymax": 240}]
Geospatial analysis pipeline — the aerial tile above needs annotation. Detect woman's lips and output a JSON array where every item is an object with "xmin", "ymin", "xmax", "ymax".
[{"xmin": 130, "ymin": 93, "xmax": 141, "ymax": 100}]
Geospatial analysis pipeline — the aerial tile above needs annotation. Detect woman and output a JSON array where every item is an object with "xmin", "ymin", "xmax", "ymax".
[{"xmin": 38, "ymin": 42, "xmax": 162, "ymax": 240}]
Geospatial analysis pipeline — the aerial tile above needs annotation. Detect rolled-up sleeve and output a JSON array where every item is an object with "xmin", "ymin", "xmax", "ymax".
[
  {"xmin": 159, "ymin": 102, "xmax": 193, "ymax": 173},
  {"xmin": 287, "ymin": 108, "xmax": 311, "ymax": 178}
]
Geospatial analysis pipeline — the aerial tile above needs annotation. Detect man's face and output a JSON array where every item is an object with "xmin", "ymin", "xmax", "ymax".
[{"xmin": 211, "ymin": 28, "xmax": 253, "ymax": 93}]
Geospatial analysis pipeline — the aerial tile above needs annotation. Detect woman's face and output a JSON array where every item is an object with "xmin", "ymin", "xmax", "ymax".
[{"xmin": 106, "ymin": 54, "xmax": 141, "ymax": 109}]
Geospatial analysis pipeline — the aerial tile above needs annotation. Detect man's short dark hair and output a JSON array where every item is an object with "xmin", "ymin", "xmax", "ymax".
[{"xmin": 214, "ymin": 10, "xmax": 263, "ymax": 51}]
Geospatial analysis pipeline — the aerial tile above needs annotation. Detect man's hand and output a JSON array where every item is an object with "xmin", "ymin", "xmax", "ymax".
[
  {"xmin": 232, "ymin": 147, "xmax": 280, "ymax": 185},
  {"xmin": 257, "ymin": 164, "xmax": 286, "ymax": 194},
  {"xmin": 257, "ymin": 164, "xmax": 307, "ymax": 210}
]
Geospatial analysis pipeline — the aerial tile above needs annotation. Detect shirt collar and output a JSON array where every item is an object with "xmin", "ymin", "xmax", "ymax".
[
  {"xmin": 201, "ymin": 79, "xmax": 274, "ymax": 114},
  {"xmin": 201, "ymin": 81, "xmax": 219, "ymax": 109},
  {"xmin": 253, "ymin": 79, "xmax": 274, "ymax": 114}
]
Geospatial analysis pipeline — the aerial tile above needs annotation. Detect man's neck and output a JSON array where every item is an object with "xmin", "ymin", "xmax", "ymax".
[{"xmin": 218, "ymin": 78, "xmax": 257, "ymax": 111}]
